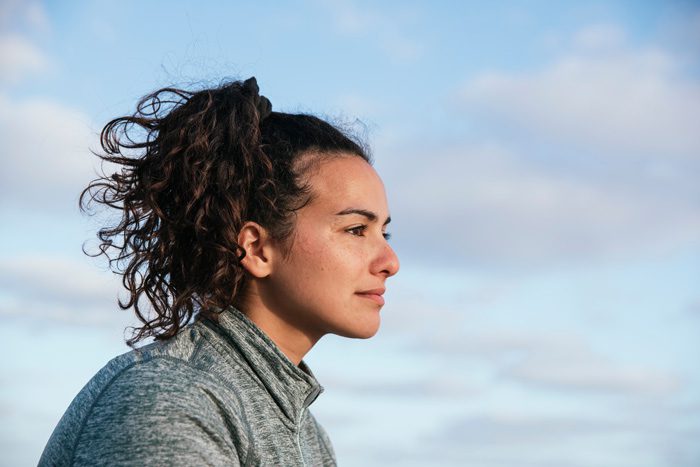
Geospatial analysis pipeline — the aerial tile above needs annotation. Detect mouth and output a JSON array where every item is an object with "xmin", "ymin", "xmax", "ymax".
[{"xmin": 356, "ymin": 288, "xmax": 386, "ymax": 306}]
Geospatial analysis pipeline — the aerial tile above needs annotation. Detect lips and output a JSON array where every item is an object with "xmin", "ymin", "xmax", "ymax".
[{"xmin": 356, "ymin": 288, "xmax": 386, "ymax": 306}]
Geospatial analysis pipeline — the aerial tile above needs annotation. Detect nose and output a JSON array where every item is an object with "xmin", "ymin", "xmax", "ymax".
[{"xmin": 373, "ymin": 241, "xmax": 400, "ymax": 278}]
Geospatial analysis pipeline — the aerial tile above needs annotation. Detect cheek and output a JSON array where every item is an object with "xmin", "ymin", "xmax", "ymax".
[
  {"xmin": 295, "ymin": 232, "xmax": 326, "ymax": 258},
  {"xmin": 294, "ymin": 232, "xmax": 362, "ymax": 278},
  {"xmin": 290, "ymin": 232, "xmax": 333, "ymax": 278}
]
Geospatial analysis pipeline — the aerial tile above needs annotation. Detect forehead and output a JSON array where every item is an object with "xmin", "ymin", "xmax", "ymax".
[{"xmin": 303, "ymin": 155, "xmax": 388, "ymax": 213}]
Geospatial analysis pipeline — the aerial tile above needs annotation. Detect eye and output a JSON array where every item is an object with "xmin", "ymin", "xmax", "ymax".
[
  {"xmin": 383, "ymin": 232, "xmax": 392, "ymax": 241},
  {"xmin": 347, "ymin": 225, "xmax": 367, "ymax": 236}
]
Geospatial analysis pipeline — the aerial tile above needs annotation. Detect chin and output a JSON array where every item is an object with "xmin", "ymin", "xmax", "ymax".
[{"xmin": 335, "ymin": 317, "xmax": 381, "ymax": 339}]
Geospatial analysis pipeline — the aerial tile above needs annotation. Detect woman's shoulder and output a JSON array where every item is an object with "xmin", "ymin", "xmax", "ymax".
[
  {"xmin": 39, "ymin": 327, "xmax": 250, "ymax": 466},
  {"xmin": 84, "ymin": 325, "xmax": 247, "ymax": 412},
  {"xmin": 83, "ymin": 349, "xmax": 247, "ymax": 429}
]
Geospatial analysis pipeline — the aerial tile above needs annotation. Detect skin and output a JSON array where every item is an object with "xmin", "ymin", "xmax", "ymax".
[{"xmin": 235, "ymin": 154, "xmax": 400, "ymax": 365}]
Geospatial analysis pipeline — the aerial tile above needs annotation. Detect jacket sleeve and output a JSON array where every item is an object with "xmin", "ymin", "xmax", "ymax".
[{"xmin": 68, "ymin": 358, "xmax": 246, "ymax": 467}]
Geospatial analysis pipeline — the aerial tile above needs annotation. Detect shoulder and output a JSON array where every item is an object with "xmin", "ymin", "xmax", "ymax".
[
  {"xmin": 89, "ymin": 353, "xmax": 248, "ymax": 429},
  {"xmin": 86, "ymin": 356, "xmax": 248, "ymax": 465},
  {"xmin": 77, "ymin": 338, "xmax": 245, "ymax": 421},
  {"xmin": 95, "ymin": 354, "xmax": 232, "ymax": 409},
  {"xmin": 41, "ymin": 349, "xmax": 249, "ymax": 466}
]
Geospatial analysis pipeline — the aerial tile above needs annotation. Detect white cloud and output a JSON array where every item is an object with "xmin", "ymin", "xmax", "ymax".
[
  {"xmin": 321, "ymin": 0, "xmax": 374, "ymax": 35},
  {"xmin": 573, "ymin": 23, "xmax": 625, "ymax": 51},
  {"xmin": 459, "ymin": 39, "xmax": 700, "ymax": 159},
  {"xmin": 0, "ymin": 93, "xmax": 98, "ymax": 211},
  {"xmin": 414, "ymin": 328, "xmax": 681, "ymax": 396},
  {"xmin": 326, "ymin": 374, "xmax": 479, "ymax": 399},
  {"xmin": 332, "ymin": 93, "xmax": 379, "ymax": 120},
  {"xmin": 658, "ymin": 9, "xmax": 700, "ymax": 62},
  {"xmin": 414, "ymin": 410, "xmax": 693, "ymax": 467},
  {"xmin": 0, "ymin": 0, "xmax": 49, "ymax": 33},
  {"xmin": 385, "ymin": 143, "xmax": 700, "ymax": 266},
  {"xmin": 380, "ymin": 29, "xmax": 424, "ymax": 63},
  {"xmin": 434, "ymin": 412, "xmax": 626, "ymax": 444},
  {"xmin": 0, "ymin": 254, "xmax": 133, "ymax": 329},
  {"xmin": 385, "ymin": 25, "xmax": 700, "ymax": 267},
  {"xmin": 0, "ymin": 255, "xmax": 116, "ymax": 307},
  {"xmin": 0, "ymin": 34, "xmax": 49, "ymax": 84},
  {"xmin": 22, "ymin": 1, "xmax": 50, "ymax": 33},
  {"xmin": 505, "ymin": 342, "xmax": 681, "ymax": 396},
  {"xmin": 0, "ymin": 1, "xmax": 50, "ymax": 84},
  {"xmin": 317, "ymin": 0, "xmax": 425, "ymax": 63}
]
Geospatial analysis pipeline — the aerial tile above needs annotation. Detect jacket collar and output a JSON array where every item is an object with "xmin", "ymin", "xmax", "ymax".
[{"xmin": 211, "ymin": 306, "xmax": 324, "ymax": 424}]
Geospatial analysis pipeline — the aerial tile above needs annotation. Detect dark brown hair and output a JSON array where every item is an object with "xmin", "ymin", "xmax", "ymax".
[{"xmin": 80, "ymin": 78, "xmax": 369, "ymax": 346}]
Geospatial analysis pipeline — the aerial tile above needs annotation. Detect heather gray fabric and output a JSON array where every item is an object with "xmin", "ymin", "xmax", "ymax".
[{"xmin": 39, "ymin": 307, "xmax": 336, "ymax": 466}]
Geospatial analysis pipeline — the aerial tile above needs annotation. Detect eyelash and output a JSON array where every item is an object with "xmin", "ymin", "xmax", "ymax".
[{"xmin": 347, "ymin": 225, "xmax": 392, "ymax": 240}]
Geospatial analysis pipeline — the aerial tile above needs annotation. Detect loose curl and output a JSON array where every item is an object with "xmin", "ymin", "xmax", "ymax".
[{"xmin": 80, "ymin": 78, "xmax": 369, "ymax": 346}]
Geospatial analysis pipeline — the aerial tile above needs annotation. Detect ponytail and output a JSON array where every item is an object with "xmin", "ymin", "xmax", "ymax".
[{"xmin": 80, "ymin": 77, "xmax": 369, "ymax": 345}]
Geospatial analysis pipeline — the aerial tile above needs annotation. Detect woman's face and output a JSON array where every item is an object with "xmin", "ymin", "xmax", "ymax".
[{"xmin": 262, "ymin": 155, "xmax": 399, "ymax": 341}]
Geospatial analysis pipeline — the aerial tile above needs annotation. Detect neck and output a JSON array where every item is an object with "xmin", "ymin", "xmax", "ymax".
[{"xmin": 234, "ymin": 287, "xmax": 321, "ymax": 366}]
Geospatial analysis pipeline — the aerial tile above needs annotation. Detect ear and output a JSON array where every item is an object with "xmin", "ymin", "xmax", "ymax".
[{"xmin": 237, "ymin": 221, "xmax": 276, "ymax": 278}]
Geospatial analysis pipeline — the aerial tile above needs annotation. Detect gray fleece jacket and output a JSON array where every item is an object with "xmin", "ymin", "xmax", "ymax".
[{"xmin": 38, "ymin": 307, "xmax": 336, "ymax": 466}]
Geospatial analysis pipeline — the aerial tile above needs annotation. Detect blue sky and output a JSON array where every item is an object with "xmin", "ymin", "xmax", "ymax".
[{"xmin": 1, "ymin": 1, "xmax": 699, "ymax": 466}]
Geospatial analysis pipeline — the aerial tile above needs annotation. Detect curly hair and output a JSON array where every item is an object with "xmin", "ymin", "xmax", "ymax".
[{"xmin": 80, "ymin": 77, "xmax": 369, "ymax": 346}]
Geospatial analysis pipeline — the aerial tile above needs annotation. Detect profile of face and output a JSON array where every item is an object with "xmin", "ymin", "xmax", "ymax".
[{"xmin": 258, "ymin": 154, "xmax": 400, "ymax": 342}]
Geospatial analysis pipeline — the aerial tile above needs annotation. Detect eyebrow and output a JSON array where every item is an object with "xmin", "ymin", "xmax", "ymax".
[{"xmin": 335, "ymin": 208, "xmax": 392, "ymax": 226}]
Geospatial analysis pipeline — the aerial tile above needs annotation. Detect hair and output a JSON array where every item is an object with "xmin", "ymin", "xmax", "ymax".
[{"xmin": 80, "ymin": 77, "xmax": 370, "ymax": 346}]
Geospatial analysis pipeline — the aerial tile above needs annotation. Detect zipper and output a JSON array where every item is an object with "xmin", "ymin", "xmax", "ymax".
[
  {"xmin": 296, "ymin": 386, "xmax": 322, "ymax": 466},
  {"xmin": 296, "ymin": 406, "xmax": 308, "ymax": 467}
]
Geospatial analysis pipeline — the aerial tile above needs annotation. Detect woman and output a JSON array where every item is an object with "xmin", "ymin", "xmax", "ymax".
[{"xmin": 39, "ymin": 77, "xmax": 399, "ymax": 466}]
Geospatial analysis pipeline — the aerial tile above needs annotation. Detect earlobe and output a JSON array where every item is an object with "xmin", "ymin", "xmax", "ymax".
[{"xmin": 237, "ymin": 222, "xmax": 274, "ymax": 278}]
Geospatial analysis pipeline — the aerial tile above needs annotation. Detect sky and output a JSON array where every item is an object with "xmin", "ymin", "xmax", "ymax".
[{"xmin": 1, "ymin": 0, "xmax": 699, "ymax": 466}]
